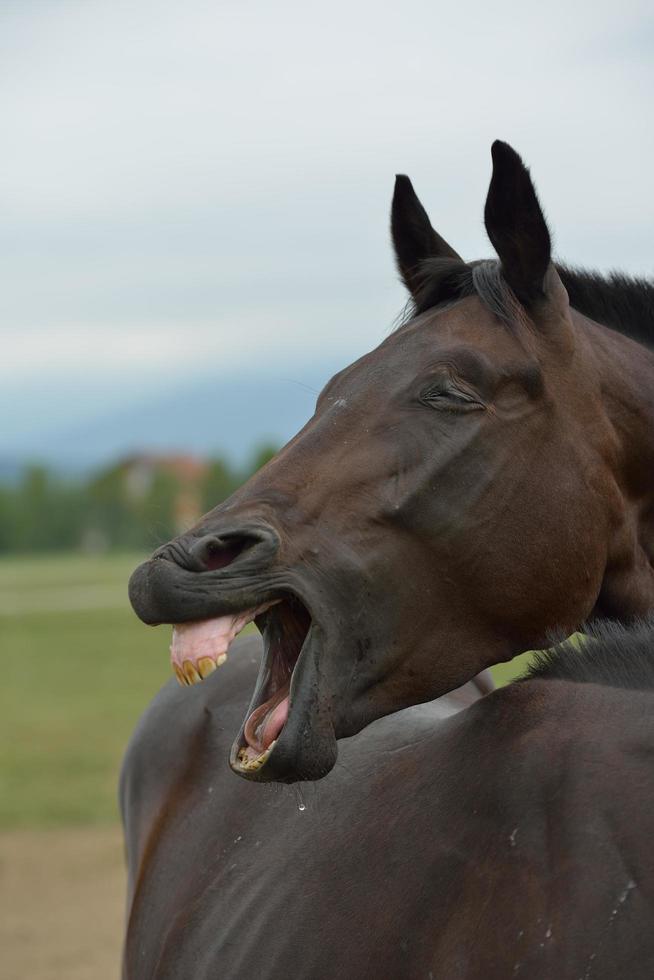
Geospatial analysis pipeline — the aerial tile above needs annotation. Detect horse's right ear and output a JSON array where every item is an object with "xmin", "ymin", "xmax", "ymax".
[
  {"xmin": 391, "ymin": 175, "xmax": 461, "ymax": 297},
  {"xmin": 484, "ymin": 141, "xmax": 553, "ymax": 306}
]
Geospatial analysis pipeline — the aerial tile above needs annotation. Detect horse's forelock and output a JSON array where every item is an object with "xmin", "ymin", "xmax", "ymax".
[{"xmin": 398, "ymin": 256, "xmax": 521, "ymax": 331}]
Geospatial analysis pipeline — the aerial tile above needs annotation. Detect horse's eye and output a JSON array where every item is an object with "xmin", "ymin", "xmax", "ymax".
[{"xmin": 420, "ymin": 381, "xmax": 483, "ymax": 411}]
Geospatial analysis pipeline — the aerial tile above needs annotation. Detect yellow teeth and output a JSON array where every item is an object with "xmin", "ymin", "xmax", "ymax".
[
  {"xmin": 183, "ymin": 660, "xmax": 201, "ymax": 685},
  {"xmin": 198, "ymin": 657, "xmax": 217, "ymax": 678},
  {"xmin": 173, "ymin": 652, "xmax": 229, "ymax": 687},
  {"xmin": 236, "ymin": 740, "xmax": 277, "ymax": 772}
]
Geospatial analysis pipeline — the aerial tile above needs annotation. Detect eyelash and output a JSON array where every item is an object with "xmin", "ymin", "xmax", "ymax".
[{"xmin": 420, "ymin": 381, "xmax": 482, "ymax": 409}]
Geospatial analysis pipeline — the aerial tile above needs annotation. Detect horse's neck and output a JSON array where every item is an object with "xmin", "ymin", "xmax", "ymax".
[
  {"xmin": 582, "ymin": 316, "xmax": 654, "ymax": 493},
  {"xmin": 579, "ymin": 314, "xmax": 654, "ymax": 616}
]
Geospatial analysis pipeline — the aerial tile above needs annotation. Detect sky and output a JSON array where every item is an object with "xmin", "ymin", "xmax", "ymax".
[{"xmin": 2, "ymin": 0, "xmax": 653, "ymax": 455}]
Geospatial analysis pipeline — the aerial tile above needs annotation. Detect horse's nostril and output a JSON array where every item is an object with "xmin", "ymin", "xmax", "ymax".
[
  {"xmin": 203, "ymin": 539, "xmax": 250, "ymax": 571},
  {"xmin": 180, "ymin": 524, "xmax": 279, "ymax": 573}
]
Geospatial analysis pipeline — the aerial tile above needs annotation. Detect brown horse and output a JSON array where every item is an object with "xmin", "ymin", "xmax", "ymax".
[
  {"xmin": 121, "ymin": 622, "xmax": 654, "ymax": 979},
  {"xmin": 129, "ymin": 141, "xmax": 654, "ymax": 783}
]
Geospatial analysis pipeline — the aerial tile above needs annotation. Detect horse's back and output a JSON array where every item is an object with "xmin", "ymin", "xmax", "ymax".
[{"xmin": 121, "ymin": 645, "xmax": 654, "ymax": 979}]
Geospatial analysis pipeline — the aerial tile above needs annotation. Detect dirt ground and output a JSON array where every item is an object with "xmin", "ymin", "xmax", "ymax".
[{"xmin": 0, "ymin": 825, "xmax": 125, "ymax": 980}]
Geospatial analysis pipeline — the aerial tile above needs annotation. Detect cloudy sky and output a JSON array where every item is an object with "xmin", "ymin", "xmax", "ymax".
[{"xmin": 2, "ymin": 0, "xmax": 653, "ymax": 449}]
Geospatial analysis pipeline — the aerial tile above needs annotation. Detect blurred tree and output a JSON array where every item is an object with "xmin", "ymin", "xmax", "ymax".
[
  {"xmin": 0, "ymin": 448, "xmax": 281, "ymax": 554},
  {"xmin": 7, "ymin": 466, "xmax": 88, "ymax": 552},
  {"xmin": 138, "ymin": 470, "xmax": 178, "ymax": 547},
  {"xmin": 246, "ymin": 442, "xmax": 279, "ymax": 476},
  {"xmin": 86, "ymin": 464, "xmax": 142, "ymax": 549},
  {"xmin": 0, "ymin": 484, "xmax": 16, "ymax": 551},
  {"xmin": 86, "ymin": 460, "xmax": 178, "ymax": 550},
  {"xmin": 201, "ymin": 458, "xmax": 239, "ymax": 513}
]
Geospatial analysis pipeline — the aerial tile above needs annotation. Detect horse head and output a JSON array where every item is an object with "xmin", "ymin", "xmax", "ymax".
[{"xmin": 129, "ymin": 141, "xmax": 654, "ymax": 782}]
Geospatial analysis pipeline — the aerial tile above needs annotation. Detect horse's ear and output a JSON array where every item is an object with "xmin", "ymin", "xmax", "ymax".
[
  {"xmin": 484, "ymin": 141, "xmax": 554, "ymax": 306},
  {"xmin": 391, "ymin": 175, "xmax": 461, "ymax": 297}
]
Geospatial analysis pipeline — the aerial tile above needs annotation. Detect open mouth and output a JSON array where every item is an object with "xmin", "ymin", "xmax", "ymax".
[{"xmin": 170, "ymin": 595, "xmax": 312, "ymax": 774}]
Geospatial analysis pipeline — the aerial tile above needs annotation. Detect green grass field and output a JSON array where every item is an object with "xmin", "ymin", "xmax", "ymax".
[
  {"xmin": 0, "ymin": 552, "xmax": 532, "ymax": 829},
  {"xmin": 0, "ymin": 554, "xmax": 171, "ymax": 828}
]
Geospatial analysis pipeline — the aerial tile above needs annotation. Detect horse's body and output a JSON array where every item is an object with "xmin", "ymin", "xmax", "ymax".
[
  {"xmin": 123, "ymin": 142, "xmax": 654, "ymax": 975},
  {"xmin": 122, "ymin": 629, "xmax": 654, "ymax": 979}
]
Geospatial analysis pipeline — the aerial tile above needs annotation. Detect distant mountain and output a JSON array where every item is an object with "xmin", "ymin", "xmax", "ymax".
[{"xmin": 1, "ymin": 364, "xmax": 340, "ymax": 476}]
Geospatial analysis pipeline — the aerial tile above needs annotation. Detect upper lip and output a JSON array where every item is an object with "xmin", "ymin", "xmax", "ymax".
[{"xmin": 128, "ymin": 553, "xmax": 287, "ymax": 626}]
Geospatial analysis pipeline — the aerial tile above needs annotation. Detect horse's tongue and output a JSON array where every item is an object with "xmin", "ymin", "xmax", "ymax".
[
  {"xmin": 259, "ymin": 696, "xmax": 289, "ymax": 749},
  {"xmin": 244, "ymin": 691, "xmax": 290, "ymax": 752}
]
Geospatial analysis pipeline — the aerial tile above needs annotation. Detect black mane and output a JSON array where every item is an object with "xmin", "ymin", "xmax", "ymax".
[
  {"xmin": 407, "ymin": 257, "xmax": 654, "ymax": 349},
  {"xmin": 523, "ymin": 619, "xmax": 654, "ymax": 692},
  {"xmin": 558, "ymin": 266, "xmax": 654, "ymax": 349}
]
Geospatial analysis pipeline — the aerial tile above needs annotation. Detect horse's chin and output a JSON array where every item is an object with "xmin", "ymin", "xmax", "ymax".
[{"xmin": 169, "ymin": 594, "xmax": 339, "ymax": 782}]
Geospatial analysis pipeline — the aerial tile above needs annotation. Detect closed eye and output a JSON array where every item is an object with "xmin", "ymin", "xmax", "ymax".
[{"xmin": 419, "ymin": 381, "xmax": 484, "ymax": 412}]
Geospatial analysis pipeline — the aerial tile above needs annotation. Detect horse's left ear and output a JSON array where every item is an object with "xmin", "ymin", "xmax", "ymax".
[
  {"xmin": 484, "ymin": 141, "xmax": 565, "ymax": 310},
  {"xmin": 391, "ymin": 175, "xmax": 462, "ymax": 297}
]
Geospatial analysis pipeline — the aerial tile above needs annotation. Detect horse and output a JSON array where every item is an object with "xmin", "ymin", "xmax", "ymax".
[
  {"xmin": 121, "ymin": 621, "xmax": 654, "ymax": 979},
  {"xmin": 128, "ymin": 140, "xmax": 654, "ymax": 784}
]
